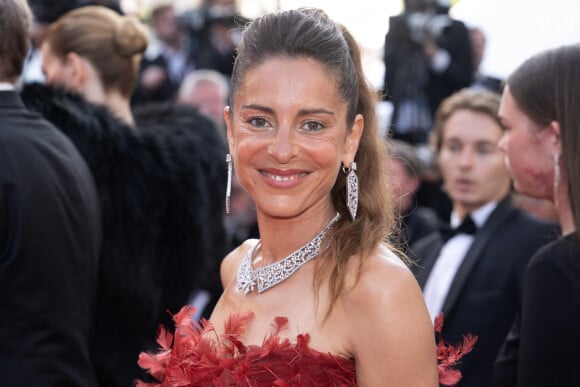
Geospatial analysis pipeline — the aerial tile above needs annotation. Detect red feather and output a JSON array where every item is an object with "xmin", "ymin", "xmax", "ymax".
[
  {"xmin": 136, "ymin": 307, "xmax": 476, "ymax": 387},
  {"xmin": 435, "ymin": 313, "xmax": 478, "ymax": 386}
]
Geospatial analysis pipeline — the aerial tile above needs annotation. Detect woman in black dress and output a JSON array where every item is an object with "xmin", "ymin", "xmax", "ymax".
[{"xmin": 494, "ymin": 44, "xmax": 580, "ymax": 387}]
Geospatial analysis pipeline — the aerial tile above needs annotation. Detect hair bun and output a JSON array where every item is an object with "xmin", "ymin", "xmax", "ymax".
[{"xmin": 114, "ymin": 16, "xmax": 148, "ymax": 57}]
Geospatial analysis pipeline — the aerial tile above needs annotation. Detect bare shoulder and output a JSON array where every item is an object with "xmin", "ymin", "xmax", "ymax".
[
  {"xmin": 350, "ymin": 244, "xmax": 418, "ymax": 302},
  {"xmin": 220, "ymin": 239, "xmax": 259, "ymax": 290},
  {"xmin": 340, "ymin": 244, "xmax": 438, "ymax": 385}
]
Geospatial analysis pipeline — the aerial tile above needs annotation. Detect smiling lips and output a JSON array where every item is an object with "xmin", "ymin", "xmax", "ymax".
[{"xmin": 260, "ymin": 168, "xmax": 309, "ymax": 187}]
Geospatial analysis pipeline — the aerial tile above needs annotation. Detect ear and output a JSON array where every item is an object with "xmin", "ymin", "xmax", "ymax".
[
  {"xmin": 342, "ymin": 114, "xmax": 364, "ymax": 166},
  {"xmin": 547, "ymin": 120, "xmax": 562, "ymax": 156},
  {"xmin": 65, "ymin": 52, "xmax": 87, "ymax": 90},
  {"xmin": 224, "ymin": 106, "xmax": 235, "ymax": 154}
]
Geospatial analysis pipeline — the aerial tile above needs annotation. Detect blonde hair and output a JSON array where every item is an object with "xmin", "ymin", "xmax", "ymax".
[
  {"xmin": 431, "ymin": 88, "xmax": 503, "ymax": 153},
  {"xmin": 45, "ymin": 6, "xmax": 148, "ymax": 98}
]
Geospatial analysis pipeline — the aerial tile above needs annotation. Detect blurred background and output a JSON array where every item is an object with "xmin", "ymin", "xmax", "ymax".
[{"xmin": 120, "ymin": 0, "xmax": 580, "ymax": 88}]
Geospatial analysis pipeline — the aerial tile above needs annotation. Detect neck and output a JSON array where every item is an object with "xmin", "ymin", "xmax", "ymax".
[
  {"xmin": 105, "ymin": 93, "xmax": 135, "ymax": 126},
  {"xmin": 89, "ymin": 90, "xmax": 135, "ymax": 127},
  {"xmin": 255, "ymin": 206, "xmax": 337, "ymax": 266}
]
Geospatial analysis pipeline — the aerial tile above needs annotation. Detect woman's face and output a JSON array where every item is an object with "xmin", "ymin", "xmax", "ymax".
[
  {"xmin": 225, "ymin": 57, "xmax": 362, "ymax": 220},
  {"xmin": 498, "ymin": 86, "xmax": 555, "ymax": 200}
]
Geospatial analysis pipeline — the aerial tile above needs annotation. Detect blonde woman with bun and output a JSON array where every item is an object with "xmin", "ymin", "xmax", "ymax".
[{"xmin": 20, "ymin": 5, "xmax": 228, "ymax": 386}]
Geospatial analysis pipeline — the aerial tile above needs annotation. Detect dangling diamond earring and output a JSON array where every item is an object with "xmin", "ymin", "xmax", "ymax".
[
  {"xmin": 225, "ymin": 153, "xmax": 232, "ymax": 214},
  {"xmin": 553, "ymin": 152, "xmax": 560, "ymax": 209},
  {"xmin": 342, "ymin": 161, "xmax": 358, "ymax": 221}
]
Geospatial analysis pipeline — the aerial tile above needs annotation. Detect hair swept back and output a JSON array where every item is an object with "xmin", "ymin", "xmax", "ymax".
[
  {"xmin": 44, "ymin": 6, "xmax": 148, "ymax": 99},
  {"xmin": 229, "ymin": 7, "xmax": 399, "ymax": 318}
]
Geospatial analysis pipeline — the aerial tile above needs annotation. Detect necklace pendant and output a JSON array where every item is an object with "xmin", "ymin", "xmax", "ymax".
[{"xmin": 239, "ymin": 279, "xmax": 255, "ymax": 295}]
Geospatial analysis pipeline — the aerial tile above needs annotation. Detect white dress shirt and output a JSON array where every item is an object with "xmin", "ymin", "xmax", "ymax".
[{"xmin": 423, "ymin": 201, "xmax": 497, "ymax": 321}]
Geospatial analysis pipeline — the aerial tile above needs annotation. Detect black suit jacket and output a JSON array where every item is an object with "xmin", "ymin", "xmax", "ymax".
[
  {"xmin": 0, "ymin": 90, "xmax": 101, "ymax": 386},
  {"xmin": 410, "ymin": 197, "xmax": 557, "ymax": 387}
]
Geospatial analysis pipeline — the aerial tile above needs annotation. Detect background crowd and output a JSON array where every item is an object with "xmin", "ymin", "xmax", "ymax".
[{"xmin": 1, "ymin": 0, "xmax": 578, "ymax": 386}]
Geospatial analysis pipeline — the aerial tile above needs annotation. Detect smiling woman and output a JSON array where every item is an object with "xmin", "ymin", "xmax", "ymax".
[
  {"xmin": 226, "ymin": 56, "xmax": 360, "ymax": 219},
  {"xmin": 137, "ymin": 7, "xmax": 476, "ymax": 387}
]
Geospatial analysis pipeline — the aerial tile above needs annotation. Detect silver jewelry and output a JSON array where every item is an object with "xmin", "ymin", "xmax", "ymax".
[
  {"xmin": 237, "ymin": 212, "xmax": 340, "ymax": 294},
  {"xmin": 343, "ymin": 161, "xmax": 358, "ymax": 221},
  {"xmin": 225, "ymin": 153, "xmax": 232, "ymax": 214}
]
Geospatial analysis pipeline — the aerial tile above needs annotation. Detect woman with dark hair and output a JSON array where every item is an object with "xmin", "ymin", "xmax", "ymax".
[
  {"xmin": 138, "ymin": 8, "xmax": 474, "ymax": 387},
  {"xmin": 494, "ymin": 44, "xmax": 580, "ymax": 386}
]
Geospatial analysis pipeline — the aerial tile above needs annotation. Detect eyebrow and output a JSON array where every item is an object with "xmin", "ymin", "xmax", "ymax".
[{"xmin": 240, "ymin": 104, "xmax": 335, "ymax": 117}]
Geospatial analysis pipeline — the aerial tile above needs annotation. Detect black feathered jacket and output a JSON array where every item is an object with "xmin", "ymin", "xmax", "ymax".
[{"xmin": 20, "ymin": 83, "xmax": 227, "ymax": 386}]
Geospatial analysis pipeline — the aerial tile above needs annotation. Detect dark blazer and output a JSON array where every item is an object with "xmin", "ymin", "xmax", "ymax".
[
  {"xmin": 0, "ymin": 90, "xmax": 101, "ymax": 386},
  {"xmin": 410, "ymin": 197, "xmax": 557, "ymax": 387},
  {"xmin": 20, "ymin": 84, "xmax": 227, "ymax": 387}
]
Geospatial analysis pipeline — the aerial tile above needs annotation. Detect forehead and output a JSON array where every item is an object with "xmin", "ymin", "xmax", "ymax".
[
  {"xmin": 234, "ymin": 57, "xmax": 341, "ymax": 104},
  {"xmin": 443, "ymin": 109, "xmax": 503, "ymax": 143}
]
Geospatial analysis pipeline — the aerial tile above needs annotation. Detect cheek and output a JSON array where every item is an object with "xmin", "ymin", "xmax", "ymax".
[
  {"xmin": 437, "ymin": 152, "xmax": 455, "ymax": 179},
  {"xmin": 506, "ymin": 144, "xmax": 553, "ymax": 198}
]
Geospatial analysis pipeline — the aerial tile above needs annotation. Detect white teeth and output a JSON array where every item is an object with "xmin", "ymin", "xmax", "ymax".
[
  {"xmin": 271, "ymin": 174, "xmax": 296, "ymax": 182},
  {"xmin": 263, "ymin": 172, "xmax": 306, "ymax": 181}
]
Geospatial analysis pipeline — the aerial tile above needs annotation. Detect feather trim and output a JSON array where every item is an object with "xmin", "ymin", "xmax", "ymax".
[{"xmin": 137, "ymin": 307, "xmax": 476, "ymax": 387}]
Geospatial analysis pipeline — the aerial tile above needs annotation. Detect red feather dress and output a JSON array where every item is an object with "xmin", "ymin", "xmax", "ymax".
[{"xmin": 137, "ymin": 306, "xmax": 476, "ymax": 387}]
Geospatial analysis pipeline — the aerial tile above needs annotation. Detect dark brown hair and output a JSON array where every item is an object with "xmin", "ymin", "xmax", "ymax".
[
  {"xmin": 0, "ymin": 0, "xmax": 32, "ymax": 83},
  {"xmin": 229, "ymin": 8, "xmax": 397, "ymax": 315}
]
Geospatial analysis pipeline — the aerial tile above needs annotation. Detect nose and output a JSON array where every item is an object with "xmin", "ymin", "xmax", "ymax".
[
  {"xmin": 457, "ymin": 148, "xmax": 474, "ymax": 169},
  {"xmin": 267, "ymin": 124, "xmax": 297, "ymax": 163}
]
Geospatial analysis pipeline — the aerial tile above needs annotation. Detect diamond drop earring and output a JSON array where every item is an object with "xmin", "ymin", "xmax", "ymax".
[
  {"xmin": 225, "ymin": 153, "xmax": 232, "ymax": 214},
  {"xmin": 342, "ymin": 161, "xmax": 358, "ymax": 221}
]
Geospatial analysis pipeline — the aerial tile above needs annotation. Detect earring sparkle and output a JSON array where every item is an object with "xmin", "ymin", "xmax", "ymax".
[
  {"xmin": 225, "ymin": 153, "xmax": 232, "ymax": 214},
  {"xmin": 343, "ymin": 161, "xmax": 358, "ymax": 221}
]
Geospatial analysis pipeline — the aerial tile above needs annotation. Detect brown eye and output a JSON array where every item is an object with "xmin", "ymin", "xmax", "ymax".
[{"xmin": 302, "ymin": 121, "xmax": 324, "ymax": 132}]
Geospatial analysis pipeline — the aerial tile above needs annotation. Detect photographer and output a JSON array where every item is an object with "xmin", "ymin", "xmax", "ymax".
[
  {"xmin": 179, "ymin": 0, "xmax": 249, "ymax": 77},
  {"xmin": 382, "ymin": 0, "xmax": 473, "ymax": 145}
]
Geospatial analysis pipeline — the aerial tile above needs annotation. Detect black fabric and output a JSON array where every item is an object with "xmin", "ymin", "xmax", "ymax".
[
  {"xmin": 440, "ymin": 215, "xmax": 477, "ymax": 243},
  {"xmin": 493, "ymin": 233, "xmax": 580, "ymax": 387},
  {"xmin": 0, "ymin": 90, "xmax": 101, "ymax": 386},
  {"xmin": 410, "ymin": 197, "xmax": 558, "ymax": 387},
  {"xmin": 20, "ymin": 83, "xmax": 227, "ymax": 387}
]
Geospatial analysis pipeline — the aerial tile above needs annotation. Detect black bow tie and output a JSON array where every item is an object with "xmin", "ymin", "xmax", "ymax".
[{"xmin": 440, "ymin": 215, "xmax": 477, "ymax": 243}]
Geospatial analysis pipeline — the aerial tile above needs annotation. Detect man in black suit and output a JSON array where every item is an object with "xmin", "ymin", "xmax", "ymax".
[
  {"xmin": 0, "ymin": 1, "xmax": 100, "ymax": 385},
  {"xmin": 383, "ymin": 0, "xmax": 473, "ymax": 144},
  {"xmin": 410, "ymin": 89, "xmax": 556, "ymax": 387}
]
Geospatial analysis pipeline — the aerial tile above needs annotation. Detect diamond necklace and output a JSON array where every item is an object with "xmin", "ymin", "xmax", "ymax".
[{"xmin": 237, "ymin": 212, "xmax": 340, "ymax": 294}]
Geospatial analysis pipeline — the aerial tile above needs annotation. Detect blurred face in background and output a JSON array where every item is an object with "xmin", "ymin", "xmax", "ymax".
[
  {"xmin": 180, "ymin": 80, "xmax": 226, "ymax": 127},
  {"xmin": 438, "ymin": 108, "xmax": 511, "ymax": 217}
]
